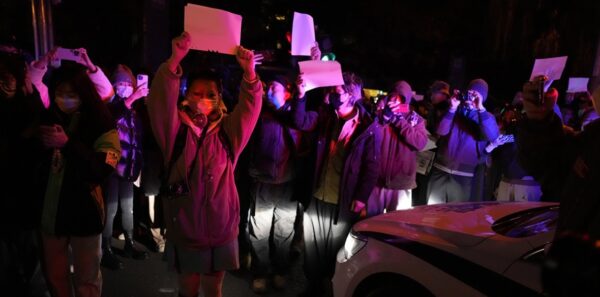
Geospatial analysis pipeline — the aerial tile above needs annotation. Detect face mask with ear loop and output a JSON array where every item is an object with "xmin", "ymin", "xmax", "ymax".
[{"xmin": 179, "ymin": 100, "xmax": 208, "ymax": 129}]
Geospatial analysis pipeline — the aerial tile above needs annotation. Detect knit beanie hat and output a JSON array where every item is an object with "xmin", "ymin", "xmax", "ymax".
[
  {"xmin": 392, "ymin": 80, "xmax": 413, "ymax": 103},
  {"xmin": 112, "ymin": 64, "xmax": 135, "ymax": 86},
  {"xmin": 429, "ymin": 80, "xmax": 450, "ymax": 98},
  {"xmin": 269, "ymin": 74, "xmax": 292, "ymax": 92},
  {"xmin": 467, "ymin": 78, "xmax": 488, "ymax": 101}
]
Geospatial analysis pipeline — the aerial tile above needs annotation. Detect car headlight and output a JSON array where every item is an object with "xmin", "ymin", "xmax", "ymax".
[{"xmin": 337, "ymin": 230, "xmax": 368, "ymax": 263}]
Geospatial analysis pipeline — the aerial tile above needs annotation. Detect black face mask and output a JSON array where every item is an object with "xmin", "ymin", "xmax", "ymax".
[{"xmin": 329, "ymin": 93, "xmax": 344, "ymax": 109}]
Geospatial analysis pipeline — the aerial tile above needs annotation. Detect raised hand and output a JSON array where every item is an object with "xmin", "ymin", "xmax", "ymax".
[
  {"xmin": 170, "ymin": 32, "xmax": 192, "ymax": 65},
  {"xmin": 449, "ymin": 90, "xmax": 461, "ymax": 112},
  {"xmin": 33, "ymin": 48, "xmax": 58, "ymax": 69},
  {"xmin": 125, "ymin": 84, "xmax": 150, "ymax": 109},
  {"xmin": 236, "ymin": 46, "xmax": 257, "ymax": 81},
  {"xmin": 75, "ymin": 48, "xmax": 98, "ymax": 72},
  {"xmin": 471, "ymin": 91, "xmax": 485, "ymax": 111},
  {"xmin": 522, "ymin": 76, "xmax": 555, "ymax": 121},
  {"xmin": 296, "ymin": 73, "xmax": 306, "ymax": 98},
  {"xmin": 310, "ymin": 42, "xmax": 321, "ymax": 61},
  {"xmin": 387, "ymin": 100, "xmax": 408, "ymax": 115}
]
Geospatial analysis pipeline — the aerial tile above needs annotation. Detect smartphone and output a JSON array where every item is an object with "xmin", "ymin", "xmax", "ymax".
[
  {"xmin": 136, "ymin": 74, "xmax": 148, "ymax": 88},
  {"xmin": 55, "ymin": 47, "xmax": 82, "ymax": 63},
  {"xmin": 136, "ymin": 74, "xmax": 149, "ymax": 96}
]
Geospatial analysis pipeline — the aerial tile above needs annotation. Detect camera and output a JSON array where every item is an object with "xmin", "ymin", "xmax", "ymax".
[{"xmin": 452, "ymin": 89, "xmax": 477, "ymax": 103}]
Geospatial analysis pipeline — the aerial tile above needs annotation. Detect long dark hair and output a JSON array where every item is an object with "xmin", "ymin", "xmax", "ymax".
[{"xmin": 46, "ymin": 62, "xmax": 113, "ymax": 135}]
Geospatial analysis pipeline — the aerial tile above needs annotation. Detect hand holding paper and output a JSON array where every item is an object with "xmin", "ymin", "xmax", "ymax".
[
  {"xmin": 298, "ymin": 60, "xmax": 344, "ymax": 91},
  {"xmin": 236, "ymin": 46, "xmax": 258, "ymax": 81},
  {"xmin": 171, "ymin": 32, "xmax": 192, "ymax": 63},
  {"xmin": 310, "ymin": 42, "xmax": 321, "ymax": 61},
  {"xmin": 296, "ymin": 74, "xmax": 307, "ymax": 98},
  {"xmin": 292, "ymin": 12, "xmax": 316, "ymax": 56}
]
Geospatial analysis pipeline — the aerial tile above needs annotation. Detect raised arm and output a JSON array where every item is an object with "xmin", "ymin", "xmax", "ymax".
[
  {"xmin": 221, "ymin": 46, "xmax": 264, "ymax": 163},
  {"xmin": 436, "ymin": 92, "xmax": 460, "ymax": 136},
  {"xmin": 76, "ymin": 48, "xmax": 114, "ymax": 101},
  {"xmin": 517, "ymin": 77, "xmax": 578, "ymax": 199},
  {"xmin": 290, "ymin": 73, "xmax": 318, "ymax": 131},
  {"xmin": 388, "ymin": 113, "xmax": 428, "ymax": 151},
  {"xmin": 146, "ymin": 33, "xmax": 190, "ymax": 165}
]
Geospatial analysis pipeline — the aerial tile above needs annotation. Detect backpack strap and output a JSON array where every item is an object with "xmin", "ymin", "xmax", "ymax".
[{"xmin": 218, "ymin": 127, "xmax": 233, "ymax": 162}]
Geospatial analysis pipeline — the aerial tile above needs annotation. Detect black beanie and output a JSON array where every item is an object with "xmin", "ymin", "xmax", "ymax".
[{"xmin": 467, "ymin": 78, "xmax": 488, "ymax": 101}]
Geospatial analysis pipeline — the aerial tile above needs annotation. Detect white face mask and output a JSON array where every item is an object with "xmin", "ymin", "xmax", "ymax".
[
  {"xmin": 116, "ymin": 86, "xmax": 134, "ymax": 99},
  {"xmin": 55, "ymin": 95, "xmax": 81, "ymax": 114}
]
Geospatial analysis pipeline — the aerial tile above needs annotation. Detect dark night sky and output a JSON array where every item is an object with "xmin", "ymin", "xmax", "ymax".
[{"xmin": 2, "ymin": 0, "xmax": 599, "ymax": 105}]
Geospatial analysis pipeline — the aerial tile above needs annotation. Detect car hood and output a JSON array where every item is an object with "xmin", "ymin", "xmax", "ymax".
[{"xmin": 353, "ymin": 202, "xmax": 557, "ymax": 247}]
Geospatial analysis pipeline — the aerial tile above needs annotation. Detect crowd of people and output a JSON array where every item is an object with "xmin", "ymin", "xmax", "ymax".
[{"xmin": 1, "ymin": 28, "xmax": 599, "ymax": 297}]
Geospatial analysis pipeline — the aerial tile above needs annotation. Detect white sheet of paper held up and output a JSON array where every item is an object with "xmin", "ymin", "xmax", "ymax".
[
  {"xmin": 184, "ymin": 4, "xmax": 242, "ymax": 55},
  {"xmin": 529, "ymin": 56, "xmax": 568, "ymax": 81},
  {"xmin": 298, "ymin": 61, "xmax": 344, "ymax": 91},
  {"xmin": 291, "ymin": 12, "xmax": 316, "ymax": 56},
  {"xmin": 566, "ymin": 77, "xmax": 589, "ymax": 93}
]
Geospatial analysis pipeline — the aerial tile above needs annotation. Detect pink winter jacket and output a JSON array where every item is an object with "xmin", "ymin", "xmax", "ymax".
[{"xmin": 147, "ymin": 62, "xmax": 262, "ymax": 249}]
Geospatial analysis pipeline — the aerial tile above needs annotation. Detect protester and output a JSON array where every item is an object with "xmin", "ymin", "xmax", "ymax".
[
  {"xmin": 36, "ymin": 58, "xmax": 121, "ymax": 297},
  {"xmin": 0, "ymin": 39, "xmax": 47, "ymax": 297},
  {"xmin": 427, "ymin": 79, "xmax": 499, "ymax": 204},
  {"xmin": 246, "ymin": 74, "xmax": 303, "ymax": 293},
  {"xmin": 518, "ymin": 77, "xmax": 600, "ymax": 296},
  {"xmin": 101, "ymin": 64, "xmax": 150, "ymax": 270},
  {"xmin": 369, "ymin": 81, "xmax": 428, "ymax": 214},
  {"xmin": 146, "ymin": 32, "xmax": 263, "ymax": 297},
  {"xmin": 292, "ymin": 71, "xmax": 382, "ymax": 296}
]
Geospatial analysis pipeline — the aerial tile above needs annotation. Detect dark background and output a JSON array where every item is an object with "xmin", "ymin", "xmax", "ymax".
[{"xmin": 2, "ymin": 0, "xmax": 600, "ymax": 104}]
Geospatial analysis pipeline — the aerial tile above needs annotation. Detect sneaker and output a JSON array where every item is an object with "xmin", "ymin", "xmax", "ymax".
[
  {"xmin": 251, "ymin": 278, "xmax": 268, "ymax": 294},
  {"xmin": 272, "ymin": 274, "xmax": 287, "ymax": 290}
]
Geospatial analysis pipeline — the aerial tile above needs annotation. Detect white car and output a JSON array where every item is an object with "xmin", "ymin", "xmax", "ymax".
[{"xmin": 333, "ymin": 202, "xmax": 558, "ymax": 297}]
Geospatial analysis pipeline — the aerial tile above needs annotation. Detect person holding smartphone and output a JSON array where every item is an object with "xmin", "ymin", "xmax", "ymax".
[
  {"xmin": 99, "ymin": 64, "xmax": 150, "ymax": 271},
  {"xmin": 36, "ymin": 60, "xmax": 121, "ymax": 297},
  {"xmin": 369, "ymin": 80, "xmax": 428, "ymax": 215}
]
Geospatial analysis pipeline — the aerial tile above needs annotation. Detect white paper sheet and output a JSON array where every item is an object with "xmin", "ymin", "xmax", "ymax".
[
  {"xmin": 184, "ymin": 4, "xmax": 242, "ymax": 55},
  {"xmin": 529, "ymin": 56, "xmax": 568, "ymax": 81},
  {"xmin": 291, "ymin": 12, "xmax": 316, "ymax": 56},
  {"xmin": 566, "ymin": 77, "xmax": 589, "ymax": 93},
  {"xmin": 298, "ymin": 61, "xmax": 344, "ymax": 91}
]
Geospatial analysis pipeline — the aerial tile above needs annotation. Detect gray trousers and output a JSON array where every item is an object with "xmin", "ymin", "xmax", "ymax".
[
  {"xmin": 248, "ymin": 181, "xmax": 297, "ymax": 275},
  {"xmin": 303, "ymin": 198, "xmax": 353, "ymax": 285},
  {"xmin": 426, "ymin": 167, "xmax": 473, "ymax": 204}
]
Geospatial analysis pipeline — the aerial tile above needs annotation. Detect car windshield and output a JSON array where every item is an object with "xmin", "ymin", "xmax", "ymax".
[{"xmin": 491, "ymin": 206, "xmax": 559, "ymax": 238}]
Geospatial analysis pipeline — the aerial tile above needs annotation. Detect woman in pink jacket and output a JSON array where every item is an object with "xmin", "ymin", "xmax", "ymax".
[{"xmin": 146, "ymin": 32, "xmax": 263, "ymax": 297}]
